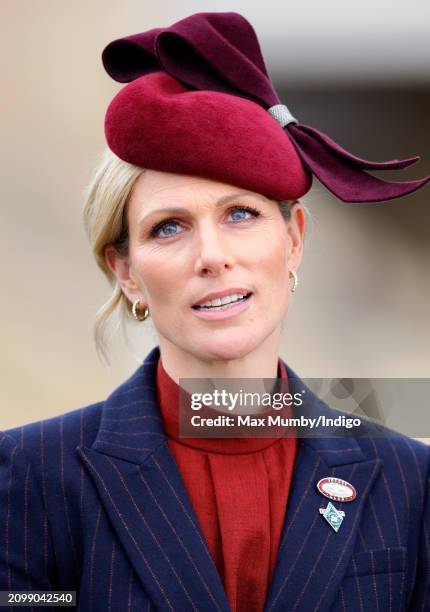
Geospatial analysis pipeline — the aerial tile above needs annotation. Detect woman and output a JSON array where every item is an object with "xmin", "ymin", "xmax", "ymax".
[{"xmin": 1, "ymin": 12, "xmax": 429, "ymax": 612}]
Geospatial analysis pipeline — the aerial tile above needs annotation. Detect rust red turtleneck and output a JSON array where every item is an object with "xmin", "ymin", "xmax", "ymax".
[{"xmin": 156, "ymin": 357, "xmax": 297, "ymax": 612}]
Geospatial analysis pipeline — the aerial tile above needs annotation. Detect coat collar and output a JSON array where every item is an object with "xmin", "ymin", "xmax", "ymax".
[
  {"xmin": 77, "ymin": 346, "xmax": 381, "ymax": 612},
  {"xmin": 87, "ymin": 346, "xmax": 166, "ymax": 464}
]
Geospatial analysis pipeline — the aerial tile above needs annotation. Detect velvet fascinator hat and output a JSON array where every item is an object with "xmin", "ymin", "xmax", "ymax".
[{"xmin": 102, "ymin": 12, "xmax": 429, "ymax": 203}]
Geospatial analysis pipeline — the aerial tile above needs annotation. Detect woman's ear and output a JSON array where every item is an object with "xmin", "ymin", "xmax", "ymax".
[
  {"xmin": 287, "ymin": 202, "xmax": 306, "ymax": 271},
  {"xmin": 104, "ymin": 245, "xmax": 142, "ymax": 303}
]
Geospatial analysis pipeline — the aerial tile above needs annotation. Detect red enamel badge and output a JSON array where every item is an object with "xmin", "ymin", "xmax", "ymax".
[{"xmin": 317, "ymin": 477, "xmax": 357, "ymax": 502}]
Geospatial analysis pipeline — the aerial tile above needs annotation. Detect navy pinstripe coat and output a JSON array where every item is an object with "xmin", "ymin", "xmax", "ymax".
[{"xmin": 1, "ymin": 346, "xmax": 429, "ymax": 611}]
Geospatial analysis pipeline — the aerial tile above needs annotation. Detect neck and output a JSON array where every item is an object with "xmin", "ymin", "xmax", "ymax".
[{"xmin": 158, "ymin": 328, "xmax": 281, "ymax": 384}]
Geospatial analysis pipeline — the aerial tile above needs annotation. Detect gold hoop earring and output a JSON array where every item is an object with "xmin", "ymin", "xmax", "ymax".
[
  {"xmin": 132, "ymin": 299, "xmax": 150, "ymax": 321},
  {"xmin": 289, "ymin": 269, "xmax": 298, "ymax": 293}
]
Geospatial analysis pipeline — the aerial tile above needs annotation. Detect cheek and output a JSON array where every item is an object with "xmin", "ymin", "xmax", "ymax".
[
  {"xmin": 256, "ymin": 233, "xmax": 289, "ymax": 276},
  {"xmin": 130, "ymin": 252, "xmax": 175, "ymax": 301},
  {"xmin": 256, "ymin": 237, "xmax": 291, "ymax": 309}
]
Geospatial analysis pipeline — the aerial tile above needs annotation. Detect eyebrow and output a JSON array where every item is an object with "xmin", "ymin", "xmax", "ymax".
[{"xmin": 138, "ymin": 191, "xmax": 267, "ymax": 226}]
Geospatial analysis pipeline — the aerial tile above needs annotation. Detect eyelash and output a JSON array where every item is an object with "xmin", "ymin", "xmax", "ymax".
[{"xmin": 148, "ymin": 205, "xmax": 261, "ymax": 239}]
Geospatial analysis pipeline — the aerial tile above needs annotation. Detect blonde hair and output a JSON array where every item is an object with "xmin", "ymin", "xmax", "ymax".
[
  {"xmin": 82, "ymin": 148, "xmax": 144, "ymax": 363},
  {"xmin": 83, "ymin": 147, "xmax": 296, "ymax": 363}
]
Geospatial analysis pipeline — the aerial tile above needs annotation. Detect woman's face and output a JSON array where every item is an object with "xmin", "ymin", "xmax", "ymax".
[{"xmin": 106, "ymin": 170, "xmax": 305, "ymax": 363}]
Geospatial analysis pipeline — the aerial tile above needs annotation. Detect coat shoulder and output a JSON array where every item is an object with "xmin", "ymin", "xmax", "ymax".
[
  {"xmin": 355, "ymin": 427, "xmax": 430, "ymax": 517},
  {"xmin": 356, "ymin": 422, "xmax": 430, "ymax": 471},
  {"xmin": 1, "ymin": 401, "xmax": 104, "ymax": 462}
]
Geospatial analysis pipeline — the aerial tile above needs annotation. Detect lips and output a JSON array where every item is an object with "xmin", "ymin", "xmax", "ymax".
[
  {"xmin": 192, "ymin": 288, "xmax": 252, "ymax": 307},
  {"xmin": 192, "ymin": 292, "xmax": 253, "ymax": 320},
  {"xmin": 192, "ymin": 288, "xmax": 252, "ymax": 310},
  {"xmin": 193, "ymin": 293, "xmax": 252, "ymax": 310}
]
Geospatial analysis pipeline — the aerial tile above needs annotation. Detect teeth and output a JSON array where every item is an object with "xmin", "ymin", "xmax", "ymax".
[{"xmin": 198, "ymin": 293, "xmax": 247, "ymax": 308}]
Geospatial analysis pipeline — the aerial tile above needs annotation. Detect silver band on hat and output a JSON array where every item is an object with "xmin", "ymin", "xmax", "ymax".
[{"xmin": 268, "ymin": 104, "xmax": 298, "ymax": 127}]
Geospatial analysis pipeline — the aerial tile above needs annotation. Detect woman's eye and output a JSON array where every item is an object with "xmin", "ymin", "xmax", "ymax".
[
  {"xmin": 151, "ymin": 220, "xmax": 183, "ymax": 238},
  {"xmin": 228, "ymin": 206, "xmax": 260, "ymax": 222}
]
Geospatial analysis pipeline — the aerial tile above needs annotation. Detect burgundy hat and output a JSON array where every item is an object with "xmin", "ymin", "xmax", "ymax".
[{"xmin": 102, "ymin": 12, "xmax": 429, "ymax": 203}]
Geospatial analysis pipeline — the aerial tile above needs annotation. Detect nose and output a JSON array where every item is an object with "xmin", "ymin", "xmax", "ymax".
[{"xmin": 193, "ymin": 221, "xmax": 235, "ymax": 276}]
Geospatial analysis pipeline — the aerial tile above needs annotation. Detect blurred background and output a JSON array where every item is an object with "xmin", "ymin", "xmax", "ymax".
[{"xmin": 1, "ymin": 0, "xmax": 429, "ymax": 432}]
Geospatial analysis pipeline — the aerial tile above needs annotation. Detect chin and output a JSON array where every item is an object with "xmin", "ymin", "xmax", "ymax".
[{"xmin": 192, "ymin": 331, "xmax": 261, "ymax": 363}]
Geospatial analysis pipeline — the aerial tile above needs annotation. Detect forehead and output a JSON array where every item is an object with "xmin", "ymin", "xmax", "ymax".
[{"xmin": 128, "ymin": 169, "xmax": 266, "ymax": 215}]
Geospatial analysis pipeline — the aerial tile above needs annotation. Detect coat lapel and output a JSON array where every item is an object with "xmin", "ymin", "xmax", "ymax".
[
  {"xmin": 264, "ymin": 365, "xmax": 382, "ymax": 612},
  {"xmin": 77, "ymin": 346, "xmax": 230, "ymax": 612}
]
